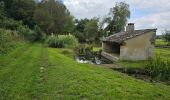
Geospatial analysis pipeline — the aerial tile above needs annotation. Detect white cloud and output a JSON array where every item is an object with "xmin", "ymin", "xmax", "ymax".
[{"xmin": 64, "ymin": 0, "xmax": 170, "ymax": 35}]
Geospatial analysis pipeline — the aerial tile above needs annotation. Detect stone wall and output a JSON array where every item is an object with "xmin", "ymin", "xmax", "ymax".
[{"xmin": 120, "ymin": 31, "xmax": 156, "ymax": 61}]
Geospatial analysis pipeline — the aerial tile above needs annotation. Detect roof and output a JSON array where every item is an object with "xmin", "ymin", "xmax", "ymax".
[{"xmin": 102, "ymin": 29, "xmax": 157, "ymax": 43}]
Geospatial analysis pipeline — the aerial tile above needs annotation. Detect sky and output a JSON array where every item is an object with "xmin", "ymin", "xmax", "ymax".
[{"xmin": 63, "ymin": 0, "xmax": 170, "ymax": 35}]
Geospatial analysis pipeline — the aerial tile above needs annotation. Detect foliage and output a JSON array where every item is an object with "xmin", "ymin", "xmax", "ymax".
[
  {"xmin": 146, "ymin": 57, "xmax": 170, "ymax": 81},
  {"xmin": 163, "ymin": 29, "xmax": 170, "ymax": 44},
  {"xmin": 16, "ymin": 24, "xmax": 44, "ymax": 41},
  {"xmin": 33, "ymin": 25, "xmax": 45, "ymax": 41},
  {"xmin": 84, "ymin": 18, "xmax": 99, "ymax": 43},
  {"xmin": 75, "ymin": 19, "xmax": 90, "ymax": 42},
  {"xmin": 75, "ymin": 44, "xmax": 93, "ymax": 55},
  {"xmin": 0, "ymin": 1, "xmax": 5, "ymax": 19},
  {"xmin": 155, "ymin": 39, "xmax": 169, "ymax": 46},
  {"xmin": 0, "ymin": 18, "xmax": 22, "ymax": 30},
  {"xmin": 63, "ymin": 15, "xmax": 75, "ymax": 33},
  {"xmin": 75, "ymin": 44, "xmax": 101, "ymax": 62},
  {"xmin": 75, "ymin": 18, "xmax": 100, "ymax": 43},
  {"xmin": 45, "ymin": 35, "xmax": 78, "ymax": 48},
  {"xmin": 104, "ymin": 2, "xmax": 130, "ymax": 35},
  {"xmin": 0, "ymin": 0, "xmax": 36, "ymax": 27},
  {"xmin": 34, "ymin": 0, "xmax": 74, "ymax": 34},
  {"xmin": 0, "ymin": 28, "xmax": 22, "ymax": 54}
]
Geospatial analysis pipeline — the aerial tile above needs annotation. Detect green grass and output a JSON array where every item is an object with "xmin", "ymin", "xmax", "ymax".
[
  {"xmin": 93, "ymin": 47, "xmax": 101, "ymax": 52},
  {"xmin": 1, "ymin": 44, "xmax": 170, "ymax": 99},
  {"xmin": 155, "ymin": 48, "xmax": 170, "ymax": 60},
  {"xmin": 155, "ymin": 39, "xmax": 168, "ymax": 46}
]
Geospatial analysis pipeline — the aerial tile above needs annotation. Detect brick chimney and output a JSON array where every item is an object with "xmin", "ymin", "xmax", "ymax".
[{"xmin": 126, "ymin": 23, "xmax": 135, "ymax": 31}]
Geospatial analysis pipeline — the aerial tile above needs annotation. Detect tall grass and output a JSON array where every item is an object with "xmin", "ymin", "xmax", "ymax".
[
  {"xmin": 146, "ymin": 56, "xmax": 170, "ymax": 81},
  {"xmin": 0, "ymin": 29, "xmax": 23, "ymax": 54},
  {"xmin": 45, "ymin": 35, "xmax": 78, "ymax": 48}
]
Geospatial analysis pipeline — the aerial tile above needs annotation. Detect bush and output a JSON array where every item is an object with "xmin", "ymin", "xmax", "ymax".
[
  {"xmin": 146, "ymin": 57, "xmax": 170, "ymax": 81},
  {"xmin": 45, "ymin": 35, "xmax": 78, "ymax": 48},
  {"xmin": 0, "ymin": 29, "xmax": 22, "ymax": 54},
  {"xmin": 33, "ymin": 25, "xmax": 46, "ymax": 41},
  {"xmin": 16, "ymin": 24, "xmax": 45, "ymax": 42}
]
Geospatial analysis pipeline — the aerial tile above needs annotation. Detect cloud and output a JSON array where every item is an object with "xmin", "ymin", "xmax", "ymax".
[{"xmin": 64, "ymin": 0, "xmax": 170, "ymax": 35}]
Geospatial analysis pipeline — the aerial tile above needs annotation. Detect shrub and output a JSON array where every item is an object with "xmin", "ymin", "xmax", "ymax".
[
  {"xmin": 0, "ymin": 29, "xmax": 22, "ymax": 54},
  {"xmin": 16, "ymin": 24, "xmax": 45, "ymax": 42},
  {"xmin": 146, "ymin": 57, "xmax": 170, "ymax": 81},
  {"xmin": 33, "ymin": 25, "xmax": 46, "ymax": 41},
  {"xmin": 45, "ymin": 35, "xmax": 78, "ymax": 48}
]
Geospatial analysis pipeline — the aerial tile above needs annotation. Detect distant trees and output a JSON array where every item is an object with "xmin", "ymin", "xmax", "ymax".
[
  {"xmin": 104, "ymin": 2, "xmax": 130, "ymax": 35},
  {"xmin": 34, "ymin": 0, "xmax": 75, "ymax": 35},
  {"xmin": 75, "ymin": 18, "xmax": 99, "ymax": 43},
  {"xmin": 0, "ymin": 0, "xmax": 132, "ymax": 45},
  {"xmin": 84, "ymin": 18, "xmax": 99, "ymax": 43},
  {"xmin": 0, "ymin": 0, "xmax": 36, "ymax": 27},
  {"xmin": 163, "ymin": 30, "xmax": 170, "ymax": 44},
  {"xmin": 0, "ymin": 1, "xmax": 5, "ymax": 19}
]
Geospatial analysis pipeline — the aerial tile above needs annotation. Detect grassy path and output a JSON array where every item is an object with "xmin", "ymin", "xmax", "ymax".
[
  {"xmin": 0, "ymin": 44, "xmax": 43, "ymax": 99},
  {"xmin": 0, "ymin": 44, "xmax": 170, "ymax": 99}
]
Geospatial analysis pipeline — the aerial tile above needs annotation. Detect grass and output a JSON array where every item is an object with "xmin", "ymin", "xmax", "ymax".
[
  {"xmin": 155, "ymin": 39, "xmax": 169, "ymax": 46},
  {"xmin": 0, "ymin": 43, "xmax": 170, "ymax": 99},
  {"xmin": 93, "ymin": 47, "xmax": 101, "ymax": 52},
  {"xmin": 155, "ymin": 48, "xmax": 170, "ymax": 60},
  {"xmin": 0, "ymin": 43, "xmax": 43, "ymax": 99}
]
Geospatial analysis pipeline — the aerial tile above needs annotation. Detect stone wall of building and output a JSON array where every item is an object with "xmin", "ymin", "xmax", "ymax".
[{"xmin": 120, "ymin": 31, "xmax": 155, "ymax": 61}]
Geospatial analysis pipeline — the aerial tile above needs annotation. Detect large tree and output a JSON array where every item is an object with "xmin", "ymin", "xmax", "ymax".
[
  {"xmin": 34, "ymin": 0, "xmax": 74, "ymax": 35},
  {"xmin": 75, "ymin": 18, "xmax": 90, "ymax": 42},
  {"xmin": 0, "ymin": 0, "xmax": 36, "ymax": 27},
  {"xmin": 105, "ymin": 2, "xmax": 130, "ymax": 35},
  {"xmin": 84, "ymin": 18, "xmax": 99, "ymax": 43}
]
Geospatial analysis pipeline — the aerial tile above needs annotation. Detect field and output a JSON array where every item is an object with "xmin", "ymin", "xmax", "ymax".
[
  {"xmin": 155, "ymin": 39, "xmax": 169, "ymax": 46},
  {"xmin": 0, "ymin": 43, "xmax": 170, "ymax": 99}
]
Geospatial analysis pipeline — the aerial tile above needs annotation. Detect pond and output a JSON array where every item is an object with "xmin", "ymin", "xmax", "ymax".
[{"xmin": 76, "ymin": 55, "xmax": 113, "ymax": 65}]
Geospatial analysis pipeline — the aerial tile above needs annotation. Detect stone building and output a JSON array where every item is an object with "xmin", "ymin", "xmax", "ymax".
[{"xmin": 101, "ymin": 23, "xmax": 157, "ymax": 61}]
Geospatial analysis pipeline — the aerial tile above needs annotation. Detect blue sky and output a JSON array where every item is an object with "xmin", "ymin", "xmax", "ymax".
[{"xmin": 63, "ymin": 0, "xmax": 170, "ymax": 35}]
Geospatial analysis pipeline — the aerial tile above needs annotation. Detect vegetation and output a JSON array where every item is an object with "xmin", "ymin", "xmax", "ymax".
[
  {"xmin": 146, "ymin": 57, "xmax": 170, "ymax": 81},
  {"xmin": 34, "ymin": 0, "xmax": 74, "ymax": 34},
  {"xmin": 45, "ymin": 35, "xmax": 78, "ymax": 48},
  {"xmin": 0, "ymin": 0, "xmax": 36, "ymax": 27},
  {"xmin": 84, "ymin": 18, "xmax": 99, "ymax": 43},
  {"xmin": 1, "ymin": 0, "xmax": 170, "ymax": 99},
  {"xmin": 163, "ymin": 30, "xmax": 170, "ymax": 44},
  {"xmin": 75, "ymin": 18, "xmax": 99, "ymax": 43},
  {"xmin": 1, "ymin": 44, "xmax": 170, "ymax": 99},
  {"xmin": 0, "ymin": 29, "xmax": 24, "ymax": 54},
  {"xmin": 155, "ymin": 39, "xmax": 169, "ymax": 46},
  {"xmin": 104, "ymin": 2, "xmax": 130, "ymax": 35}
]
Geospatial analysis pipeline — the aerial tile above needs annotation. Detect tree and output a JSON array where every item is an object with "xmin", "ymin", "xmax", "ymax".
[
  {"xmin": 105, "ymin": 2, "xmax": 130, "ymax": 35},
  {"xmin": 0, "ymin": 0, "xmax": 36, "ymax": 27},
  {"xmin": 84, "ymin": 18, "xmax": 99, "ymax": 43},
  {"xmin": 163, "ymin": 30, "xmax": 170, "ymax": 44},
  {"xmin": 63, "ymin": 15, "xmax": 75, "ymax": 33},
  {"xmin": 75, "ymin": 18, "xmax": 90, "ymax": 42},
  {"xmin": 34, "ymin": 0, "xmax": 74, "ymax": 35},
  {"xmin": 0, "ymin": 1, "xmax": 5, "ymax": 19}
]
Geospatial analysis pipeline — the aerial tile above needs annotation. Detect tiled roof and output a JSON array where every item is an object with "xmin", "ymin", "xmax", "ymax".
[{"xmin": 102, "ymin": 29, "xmax": 157, "ymax": 43}]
